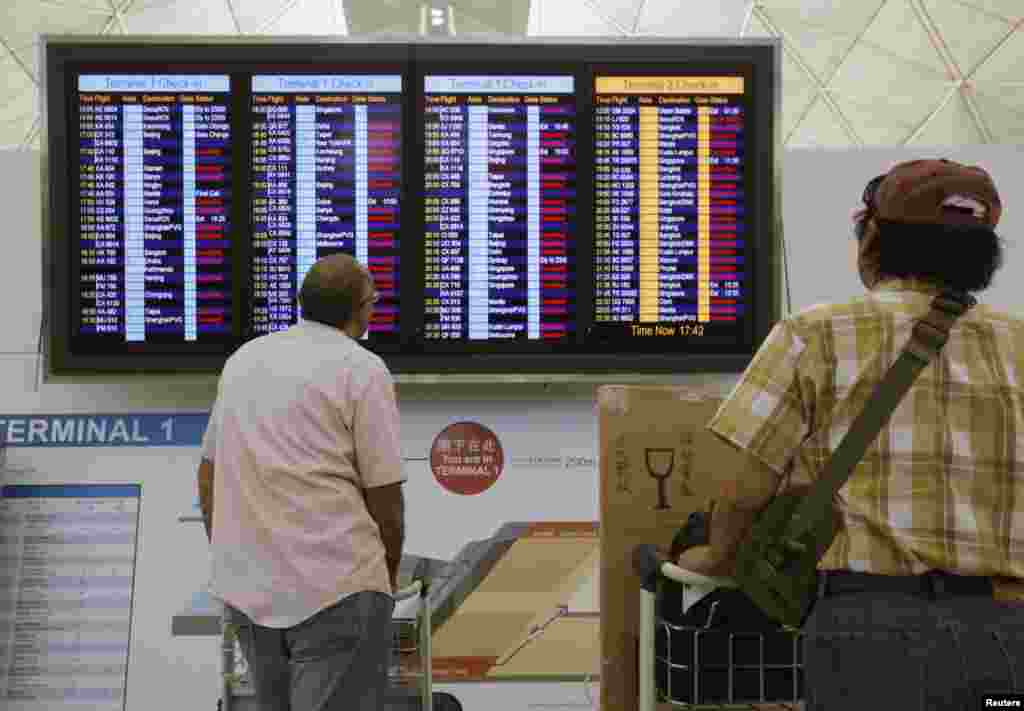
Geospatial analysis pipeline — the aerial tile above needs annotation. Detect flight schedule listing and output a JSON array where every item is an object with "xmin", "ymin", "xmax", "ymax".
[
  {"xmin": 423, "ymin": 75, "xmax": 576, "ymax": 342},
  {"xmin": 593, "ymin": 76, "xmax": 747, "ymax": 338},
  {"xmin": 77, "ymin": 74, "xmax": 232, "ymax": 343},
  {"xmin": 0, "ymin": 485, "xmax": 140, "ymax": 711},
  {"xmin": 250, "ymin": 75, "xmax": 402, "ymax": 338}
]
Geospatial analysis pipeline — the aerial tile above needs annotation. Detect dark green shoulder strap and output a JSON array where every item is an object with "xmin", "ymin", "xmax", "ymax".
[{"xmin": 784, "ymin": 290, "xmax": 976, "ymax": 543}]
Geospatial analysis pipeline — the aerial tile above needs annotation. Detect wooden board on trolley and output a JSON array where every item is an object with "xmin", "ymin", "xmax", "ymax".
[{"xmin": 429, "ymin": 521, "xmax": 600, "ymax": 680}]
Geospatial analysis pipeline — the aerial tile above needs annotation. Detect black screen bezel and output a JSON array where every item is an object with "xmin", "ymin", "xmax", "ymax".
[{"xmin": 44, "ymin": 39, "xmax": 778, "ymax": 376}]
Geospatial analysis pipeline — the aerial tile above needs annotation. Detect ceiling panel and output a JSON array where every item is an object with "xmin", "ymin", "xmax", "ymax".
[
  {"xmin": 1, "ymin": 0, "xmax": 1022, "ymax": 152},
  {"xmin": 0, "ymin": 53, "xmax": 35, "ymax": 97},
  {"xmin": 128, "ymin": 0, "xmax": 185, "ymax": 9},
  {"xmin": 528, "ymin": 0, "xmax": 619, "ymax": 36},
  {"xmin": 229, "ymin": 0, "xmax": 294, "ymax": 33},
  {"xmin": 1, "ymin": 4, "xmax": 111, "ymax": 51},
  {"xmin": 972, "ymin": 85, "xmax": 1024, "ymax": 142},
  {"xmin": 260, "ymin": 0, "xmax": 347, "ymax": 34},
  {"xmin": 858, "ymin": 0, "xmax": 950, "ymax": 76},
  {"xmin": 455, "ymin": 0, "xmax": 530, "ymax": 36},
  {"xmin": 770, "ymin": 12, "xmax": 859, "ymax": 83},
  {"xmin": 0, "ymin": 114, "xmax": 32, "ymax": 149},
  {"xmin": 452, "ymin": 12, "xmax": 517, "ymax": 37},
  {"xmin": 122, "ymin": 0, "xmax": 237, "ymax": 34},
  {"xmin": 38, "ymin": 0, "xmax": 121, "ymax": 11},
  {"xmin": 742, "ymin": 6, "xmax": 773, "ymax": 37},
  {"xmin": 757, "ymin": 0, "xmax": 888, "ymax": 35},
  {"xmin": 832, "ymin": 91, "xmax": 928, "ymax": 144},
  {"xmin": 634, "ymin": 0, "xmax": 750, "ymax": 37},
  {"xmin": 970, "ymin": 27, "xmax": 1024, "ymax": 81},
  {"xmin": 15, "ymin": 44, "xmax": 54, "ymax": 89},
  {"xmin": 905, "ymin": 90, "xmax": 985, "ymax": 144},
  {"xmin": 955, "ymin": 0, "xmax": 1024, "ymax": 20},
  {"xmin": 922, "ymin": 0, "xmax": 1014, "ymax": 75},
  {"xmin": 0, "ymin": 82, "xmax": 34, "ymax": 124},
  {"xmin": 781, "ymin": 82, "xmax": 817, "ymax": 140},
  {"xmin": 590, "ymin": 0, "xmax": 643, "ymax": 34},
  {"xmin": 831, "ymin": 41, "xmax": 951, "ymax": 114},
  {"xmin": 786, "ymin": 95, "xmax": 853, "ymax": 147},
  {"xmin": 343, "ymin": 0, "xmax": 417, "ymax": 35}
]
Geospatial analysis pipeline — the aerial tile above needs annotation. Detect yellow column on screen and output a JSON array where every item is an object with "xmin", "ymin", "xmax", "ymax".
[
  {"xmin": 639, "ymin": 106, "xmax": 660, "ymax": 323},
  {"xmin": 698, "ymin": 107, "xmax": 711, "ymax": 324}
]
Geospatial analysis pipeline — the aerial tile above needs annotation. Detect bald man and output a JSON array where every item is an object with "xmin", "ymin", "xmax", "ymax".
[{"xmin": 197, "ymin": 253, "xmax": 406, "ymax": 711}]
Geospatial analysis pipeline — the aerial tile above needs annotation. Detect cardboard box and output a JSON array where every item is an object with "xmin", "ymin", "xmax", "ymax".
[{"xmin": 597, "ymin": 386, "xmax": 751, "ymax": 711}]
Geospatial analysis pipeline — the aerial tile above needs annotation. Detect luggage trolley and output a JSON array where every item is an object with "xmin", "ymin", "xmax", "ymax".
[
  {"xmin": 632, "ymin": 545, "xmax": 805, "ymax": 710},
  {"xmin": 220, "ymin": 578, "xmax": 461, "ymax": 711}
]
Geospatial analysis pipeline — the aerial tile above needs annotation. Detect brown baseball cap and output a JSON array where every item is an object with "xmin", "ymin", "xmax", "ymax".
[{"xmin": 873, "ymin": 159, "xmax": 1002, "ymax": 228}]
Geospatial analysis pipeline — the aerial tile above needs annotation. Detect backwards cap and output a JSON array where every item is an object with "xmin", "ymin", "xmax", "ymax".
[{"xmin": 872, "ymin": 159, "xmax": 1001, "ymax": 228}]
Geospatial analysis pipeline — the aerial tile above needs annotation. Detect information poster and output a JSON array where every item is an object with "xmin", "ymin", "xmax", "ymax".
[{"xmin": 0, "ymin": 485, "xmax": 140, "ymax": 710}]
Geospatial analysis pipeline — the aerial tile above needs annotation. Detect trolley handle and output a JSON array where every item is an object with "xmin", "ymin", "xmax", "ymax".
[
  {"xmin": 631, "ymin": 544, "xmax": 737, "ymax": 590},
  {"xmin": 392, "ymin": 578, "xmax": 426, "ymax": 602}
]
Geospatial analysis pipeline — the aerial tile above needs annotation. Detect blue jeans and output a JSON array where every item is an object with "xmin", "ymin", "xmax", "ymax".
[
  {"xmin": 802, "ymin": 589, "xmax": 1024, "ymax": 710},
  {"xmin": 227, "ymin": 591, "xmax": 395, "ymax": 711}
]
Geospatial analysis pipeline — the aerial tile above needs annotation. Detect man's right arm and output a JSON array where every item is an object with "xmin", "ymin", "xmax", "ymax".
[
  {"xmin": 352, "ymin": 364, "xmax": 407, "ymax": 592},
  {"xmin": 364, "ymin": 483, "xmax": 405, "ymax": 591}
]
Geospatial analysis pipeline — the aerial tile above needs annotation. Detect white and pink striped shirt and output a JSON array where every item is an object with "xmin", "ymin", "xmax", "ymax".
[{"xmin": 202, "ymin": 320, "xmax": 405, "ymax": 628}]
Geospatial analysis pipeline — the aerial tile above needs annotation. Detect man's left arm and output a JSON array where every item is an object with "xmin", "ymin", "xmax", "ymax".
[
  {"xmin": 675, "ymin": 452, "xmax": 786, "ymax": 577},
  {"xmin": 197, "ymin": 458, "xmax": 214, "ymax": 543},
  {"xmin": 676, "ymin": 320, "xmax": 815, "ymax": 577}
]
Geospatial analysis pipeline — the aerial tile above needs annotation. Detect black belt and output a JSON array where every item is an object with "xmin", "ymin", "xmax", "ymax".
[{"xmin": 818, "ymin": 570, "xmax": 994, "ymax": 599}]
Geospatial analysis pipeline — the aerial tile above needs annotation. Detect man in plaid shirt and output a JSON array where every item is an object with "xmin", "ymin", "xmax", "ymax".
[{"xmin": 678, "ymin": 159, "xmax": 1024, "ymax": 709}]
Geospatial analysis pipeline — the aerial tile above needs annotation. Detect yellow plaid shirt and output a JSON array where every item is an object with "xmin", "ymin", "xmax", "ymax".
[{"xmin": 709, "ymin": 278, "xmax": 1024, "ymax": 578}]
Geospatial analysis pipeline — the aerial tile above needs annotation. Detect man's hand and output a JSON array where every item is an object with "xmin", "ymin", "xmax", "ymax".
[
  {"xmin": 675, "ymin": 543, "xmax": 736, "ymax": 578},
  {"xmin": 675, "ymin": 478, "xmax": 814, "ymax": 578},
  {"xmin": 669, "ymin": 448, "xmax": 794, "ymax": 577}
]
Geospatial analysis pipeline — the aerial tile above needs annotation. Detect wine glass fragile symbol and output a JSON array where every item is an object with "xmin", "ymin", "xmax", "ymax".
[{"xmin": 645, "ymin": 448, "xmax": 675, "ymax": 510}]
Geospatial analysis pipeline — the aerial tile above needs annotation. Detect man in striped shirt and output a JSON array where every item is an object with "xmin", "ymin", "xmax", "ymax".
[{"xmin": 679, "ymin": 159, "xmax": 1024, "ymax": 709}]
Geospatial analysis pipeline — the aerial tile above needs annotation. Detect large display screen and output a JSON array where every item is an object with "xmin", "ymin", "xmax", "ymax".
[
  {"xmin": 421, "ymin": 74, "xmax": 577, "ymax": 343},
  {"xmin": 592, "ymin": 75, "xmax": 747, "ymax": 347},
  {"xmin": 250, "ymin": 74, "xmax": 402, "ymax": 340},
  {"xmin": 45, "ymin": 42, "xmax": 778, "ymax": 375},
  {"xmin": 75, "ymin": 74, "xmax": 232, "ymax": 346}
]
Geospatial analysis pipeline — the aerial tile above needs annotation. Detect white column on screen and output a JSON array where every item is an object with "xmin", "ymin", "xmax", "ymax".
[
  {"xmin": 468, "ymin": 105, "xmax": 489, "ymax": 341},
  {"xmin": 123, "ymin": 105, "xmax": 145, "ymax": 342},
  {"xmin": 354, "ymin": 105, "xmax": 370, "ymax": 340},
  {"xmin": 527, "ymin": 105, "xmax": 541, "ymax": 340},
  {"xmin": 295, "ymin": 104, "xmax": 317, "ymax": 319},
  {"xmin": 182, "ymin": 104, "xmax": 197, "ymax": 342},
  {"xmin": 355, "ymin": 105, "xmax": 369, "ymax": 267}
]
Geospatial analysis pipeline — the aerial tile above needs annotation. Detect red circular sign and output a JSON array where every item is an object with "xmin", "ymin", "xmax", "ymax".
[{"xmin": 429, "ymin": 421, "xmax": 504, "ymax": 496}]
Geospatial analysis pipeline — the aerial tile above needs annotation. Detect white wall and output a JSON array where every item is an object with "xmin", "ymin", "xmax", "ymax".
[
  {"xmin": 781, "ymin": 146, "xmax": 1021, "ymax": 316},
  {"xmin": 1, "ymin": 144, "xmax": 1022, "ymax": 711}
]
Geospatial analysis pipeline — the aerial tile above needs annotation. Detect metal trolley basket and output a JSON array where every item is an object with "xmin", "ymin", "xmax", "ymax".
[
  {"xmin": 220, "ymin": 578, "xmax": 461, "ymax": 711},
  {"xmin": 633, "ymin": 545, "xmax": 805, "ymax": 711}
]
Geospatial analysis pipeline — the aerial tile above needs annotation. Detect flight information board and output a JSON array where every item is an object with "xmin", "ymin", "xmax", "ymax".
[
  {"xmin": 593, "ymin": 76, "xmax": 746, "ymax": 341},
  {"xmin": 250, "ymin": 75, "xmax": 402, "ymax": 339},
  {"xmin": 76, "ymin": 74, "xmax": 232, "ymax": 343},
  {"xmin": 422, "ymin": 75, "xmax": 577, "ymax": 342},
  {"xmin": 0, "ymin": 485, "xmax": 140, "ymax": 711}
]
